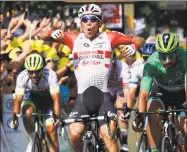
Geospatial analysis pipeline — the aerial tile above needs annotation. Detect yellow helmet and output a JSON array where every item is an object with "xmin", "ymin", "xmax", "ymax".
[{"xmin": 25, "ymin": 53, "xmax": 44, "ymax": 71}]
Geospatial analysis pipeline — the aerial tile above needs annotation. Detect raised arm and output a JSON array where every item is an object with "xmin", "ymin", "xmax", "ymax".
[{"xmin": 107, "ymin": 31, "xmax": 145, "ymax": 50}]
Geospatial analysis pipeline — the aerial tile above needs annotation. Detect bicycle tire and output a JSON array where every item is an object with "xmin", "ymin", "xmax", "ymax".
[
  {"xmin": 83, "ymin": 139, "xmax": 94, "ymax": 152},
  {"xmin": 32, "ymin": 132, "xmax": 41, "ymax": 152},
  {"xmin": 172, "ymin": 140, "xmax": 182, "ymax": 152},
  {"xmin": 161, "ymin": 136, "xmax": 172, "ymax": 152},
  {"xmin": 136, "ymin": 130, "xmax": 149, "ymax": 152}
]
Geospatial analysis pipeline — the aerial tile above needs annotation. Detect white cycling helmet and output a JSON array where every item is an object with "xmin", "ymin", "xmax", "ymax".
[
  {"xmin": 122, "ymin": 44, "xmax": 136, "ymax": 57},
  {"xmin": 78, "ymin": 4, "xmax": 103, "ymax": 19}
]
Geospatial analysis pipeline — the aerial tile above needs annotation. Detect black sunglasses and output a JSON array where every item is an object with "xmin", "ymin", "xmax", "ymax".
[
  {"xmin": 28, "ymin": 69, "xmax": 42, "ymax": 75},
  {"xmin": 81, "ymin": 15, "xmax": 99, "ymax": 23},
  {"xmin": 158, "ymin": 52, "xmax": 177, "ymax": 62}
]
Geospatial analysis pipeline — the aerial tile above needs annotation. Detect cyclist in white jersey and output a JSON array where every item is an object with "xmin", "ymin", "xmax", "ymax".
[
  {"xmin": 40, "ymin": 4, "xmax": 145, "ymax": 152},
  {"xmin": 11, "ymin": 53, "xmax": 61, "ymax": 152},
  {"xmin": 119, "ymin": 43, "xmax": 156, "ymax": 150},
  {"xmin": 111, "ymin": 44, "xmax": 144, "ymax": 151}
]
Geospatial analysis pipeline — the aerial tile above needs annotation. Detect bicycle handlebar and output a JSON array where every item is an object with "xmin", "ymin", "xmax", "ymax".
[
  {"xmin": 16, "ymin": 113, "xmax": 53, "ymax": 118},
  {"xmin": 116, "ymin": 104, "xmax": 186, "ymax": 116},
  {"xmin": 63, "ymin": 115, "xmax": 105, "ymax": 124},
  {"xmin": 134, "ymin": 109, "xmax": 187, "ymax": 115},
  {"xmin": 60, "ymin": 113, "xmax": 115, "ymax": 138}
]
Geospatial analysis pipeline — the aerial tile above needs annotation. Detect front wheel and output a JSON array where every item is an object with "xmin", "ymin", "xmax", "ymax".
[
  {"xmin": 161, "ymin": 136, "xmax": 172, "ymax": 152},
  {"xmin": 136, "ymin": 130, "xmax": 149, "ymax": 152},
  {"xmin": 32, "ymin": 132, "xmax": 41, "ymax": 152},
  {"xmin": 83, "ymin": 139, "xmax": 94, "ymax": 152}
]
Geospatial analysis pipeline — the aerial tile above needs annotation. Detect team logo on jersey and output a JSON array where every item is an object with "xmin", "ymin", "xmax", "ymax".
[
  {"xmin": 83, "ymin": 43, "xmax": 90, "ymax": 47},
  {"xmin": 93, "ymin": 42, "xmax": 105, "ymax": 48},
  {"xmin": 176, "ymin": 71, "xmax": 183, "ymax": 79}
]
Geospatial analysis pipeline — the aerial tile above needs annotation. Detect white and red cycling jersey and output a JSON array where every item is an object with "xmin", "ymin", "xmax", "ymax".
[{"xmin": 55, "ymin": 31, "xmax": 135, "ymax": 94}]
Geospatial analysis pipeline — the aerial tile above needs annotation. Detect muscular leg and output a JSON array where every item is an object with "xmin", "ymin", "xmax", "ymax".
[
  {"xmin": 46, "ymin": 120, "xmax": 59, "ymax": 152},
  {"xmin": 146, "ymin": 98, "xmax": 164, "ymax": 151},
  {"xmin": 69, "ymin": 122, "xmax": 84, "ymax": 152},
  {"xmin": 115, "ymin": 98, "xmax": 129, "ymax": 150},
  {"xmin": 22, "ymin": 103, "xmax": 35, "ymax": 140},
  {"xmin": 100, "ymin": 121, "xmax": 119, "ymax": 152}
]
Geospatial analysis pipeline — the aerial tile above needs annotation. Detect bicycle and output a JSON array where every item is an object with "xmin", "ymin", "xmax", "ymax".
[
  {"xmin": 133, "ymin": 107, "xmax": 186, "ymax": 152},
  {"xmin": 60, "ymin": 112, "xmax": 114, "ymax": 152},
  {"xmin": 16, "ymin": 110, "xmax": 53, "ymax": 152},
  {"xmin": 115, "ymin": 103, "xmax": 150, "ymax": 152}
]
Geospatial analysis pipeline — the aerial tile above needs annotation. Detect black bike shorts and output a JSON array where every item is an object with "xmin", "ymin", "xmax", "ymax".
[
  {"xmin": 69, "ymin": 86, "xmax": 117, "ymax": 127},
  {"xmin": 21, "ymin": 90, "xmax": 54, "ymax": 122},
  {"xmin": 148, "ymin": 82, "xmax": 186, "ymax": 117}
]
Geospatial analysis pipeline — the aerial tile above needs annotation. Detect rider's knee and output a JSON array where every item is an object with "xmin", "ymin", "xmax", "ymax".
[
  {"xmin": 45, "ymin": 119, "xmax": 56, "ymax": 134},
  {"xmin": 69, "ymin": 123, "xmax": 84, "ymax": 141}
]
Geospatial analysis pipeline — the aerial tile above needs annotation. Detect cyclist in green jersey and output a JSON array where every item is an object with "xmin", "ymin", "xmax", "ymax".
[{"xmin": 132, "ymin": 32, "xmax": 187, "ymax": 152}]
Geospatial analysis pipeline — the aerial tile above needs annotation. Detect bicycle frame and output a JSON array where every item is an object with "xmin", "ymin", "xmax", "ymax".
[
  {"xmin": 33, "ymin": 113, "xmax": 45, "ymax": 140},
  {"xmin": 82, "ymin": 115, "xmax": 105, "ymax": 152},
  {"xmin": 61, "ymin": 113, "xmax": 113, "ymax": 152}
]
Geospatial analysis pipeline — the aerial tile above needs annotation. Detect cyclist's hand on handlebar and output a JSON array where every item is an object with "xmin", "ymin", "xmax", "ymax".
[
  {"xmin": 119, "ymin": 109, "xmax": 131, "ymax": 124},
  {"xmin": 52, "ymin": 113, "xmax": 62, "ymax": 127},
  {"xmin": 10, "ymin": 114, "xmax": 19, "ymax": 130},
  {"xmin": 119, "ymin": 103, "xmax": 131, "ymax": 123},
  {"xmin": 132, "ymin": 116, "xmax": 144, "ymax": 132}
]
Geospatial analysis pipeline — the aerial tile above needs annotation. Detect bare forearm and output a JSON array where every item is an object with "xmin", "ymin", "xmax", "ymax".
[
  {"xmin": 54, "ymin": 100, "xmax": 61, "ymax": 118},
  {"xmin": 51, "ymin": 93, "xmax": 61, "ymax": 117},
  {"xmin": 13, "ymin": 100, "xmax": 22, "ymax": 114},
  {"xmin": 32, "ymin": 27, "xmax": 43, "ymax": 36}
]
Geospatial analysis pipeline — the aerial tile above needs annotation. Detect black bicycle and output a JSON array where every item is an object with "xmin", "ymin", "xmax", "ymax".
[
  {"xmin": 16, "ymin": 111, "xmax": 52, "ymax": 152},
  {"xmin": 133, "ymin": 108, "xmax": 186, "ymax": 152},
  {"xmin": 60, "ymin": 112, "xmax": 114, "ymax": 152}
]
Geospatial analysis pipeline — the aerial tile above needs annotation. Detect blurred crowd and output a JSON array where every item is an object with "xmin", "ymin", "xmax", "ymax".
[
  {"xmin": 0, "ymin": 5, "xmax": 186, "ymax": 122},
  {"xmin": 0, "ymin": 8, "xmax": 81, "ymax": 121}
]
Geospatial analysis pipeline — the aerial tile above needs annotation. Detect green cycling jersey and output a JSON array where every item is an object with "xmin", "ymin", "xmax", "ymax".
[{"xmin": 140, "ymin": 48, "xmax": 187, "ymax": 92}]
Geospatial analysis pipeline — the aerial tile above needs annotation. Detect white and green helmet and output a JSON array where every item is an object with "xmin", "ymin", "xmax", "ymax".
[
  {"xmin": 156, "ymin": 32, "xmax": 179, "ymax": 54},
  {"xmin": 25, "ymin": 53, "xmax": 44, "ymax": 71}
]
